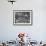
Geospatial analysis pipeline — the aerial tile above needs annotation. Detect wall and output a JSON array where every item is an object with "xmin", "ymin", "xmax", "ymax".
[{"xmin": 0, "ymin": 0, "xmax": 46, "ymax": 42}]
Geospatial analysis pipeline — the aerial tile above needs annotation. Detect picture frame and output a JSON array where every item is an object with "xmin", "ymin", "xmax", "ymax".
[{"xmin": 13, "ymin": 10, "xmax": 33, "ymax": 25}]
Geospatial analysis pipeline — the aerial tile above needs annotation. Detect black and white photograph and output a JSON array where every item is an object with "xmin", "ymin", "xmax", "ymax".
[{"xmin": 13, "ymin": 10, "xmax": 32, "ymax": 25}]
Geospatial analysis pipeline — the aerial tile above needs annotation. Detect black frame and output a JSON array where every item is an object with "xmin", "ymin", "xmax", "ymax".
[{"xmin": 13, "ymin": 10, "xmax": 33, "ymax": 26}]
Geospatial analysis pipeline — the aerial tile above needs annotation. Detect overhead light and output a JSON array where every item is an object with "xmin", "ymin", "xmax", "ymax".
[{"xmin": 8, "ymin": 0, "xmax": 16, "ymax": 4}]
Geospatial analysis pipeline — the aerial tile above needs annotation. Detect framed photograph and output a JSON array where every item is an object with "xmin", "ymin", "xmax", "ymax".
[{"xmin": 13, "ymin": 10, "xmax": 33, "ymax": 25}]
